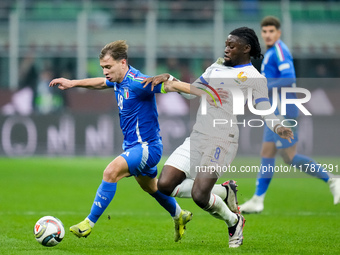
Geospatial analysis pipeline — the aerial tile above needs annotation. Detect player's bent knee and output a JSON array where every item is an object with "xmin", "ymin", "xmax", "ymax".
[
  {"xmin": 191, "ymin": 188, "xmax": 209, "ymax": 209},
  {"xmin": 157, "ymin": 178, "xmax": 173, "ymax": 196},
  {"xmin": 261, "ymin": 143, "xmax": 277, "ymax": 158},
  {"xmin": 103, "ymin": 168, "xmax": 120, "ymax": 183}
]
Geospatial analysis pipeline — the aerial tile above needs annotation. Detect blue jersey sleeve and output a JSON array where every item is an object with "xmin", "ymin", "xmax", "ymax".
[
  {"xmin": 274, "ymin": 42, "xmax": 295, "ymax": 78},
  {"xmin": 268, "ymin": 42, "xmax": 296, "ymax": 89},
  {"xmin": 106, "ymin": 79, "xmax": 115, "ymax": 87},
  {"xmin": 105, "ymin": 76, "xmax": 162, "ymax": 94},
  {"xmin": 133, "ymin": 81, "xmax": 163, "ymax": 97}
]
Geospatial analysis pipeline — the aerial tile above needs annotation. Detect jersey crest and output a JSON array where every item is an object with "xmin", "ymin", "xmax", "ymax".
[
  {"xmin": 234, "ymin": 71, "xmax": 248, "ymax": 84},
  {"xmin": 124, "ymin": 88, "xmax": 130, "ymax": 99}
]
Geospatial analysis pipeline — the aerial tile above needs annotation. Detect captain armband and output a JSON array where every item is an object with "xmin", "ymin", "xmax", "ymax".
[{"xmin": 160, "ymin": 82, "xmax": 167, "ymax": 94}]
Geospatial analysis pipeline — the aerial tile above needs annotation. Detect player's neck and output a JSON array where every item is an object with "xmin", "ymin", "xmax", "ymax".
[
  {"xmin": 118, "ymin": 66, "xmax": 130, "ymax": 83},
  {"xmin": 266, "ymin": 39, "xmax": 280, "ymax": 49},
  {"xmin": 234, "ymin": 59, "xmax": 251, "ymax": 67}
]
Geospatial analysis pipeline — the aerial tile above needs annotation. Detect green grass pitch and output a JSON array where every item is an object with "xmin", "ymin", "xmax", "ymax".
[{"xmin": 1, "ymin": 157, "xmax": 339, "ymax": 254}]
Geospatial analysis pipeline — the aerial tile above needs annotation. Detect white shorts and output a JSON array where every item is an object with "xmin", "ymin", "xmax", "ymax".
[
  {"xmin": 164, "ymin": 131, "xmax": 238, "ymax": 178},
  {"xmin": 164, "ymin": 137, "xmax": 191, "ymax": 177}
]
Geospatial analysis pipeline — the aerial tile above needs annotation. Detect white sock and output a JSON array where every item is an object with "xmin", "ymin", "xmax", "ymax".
[
  {"xmin": 172, "ymin": 203, "xmax": 182, "ymax": 220},
  {"xmin": 171, "ymin": 179, "xmax": 227, "ymax": 200},
  {"xmin": 171, "ymin": 179, "xmax": 194, "ymax": 198},
  {"xmin": 86, "ymin": 217, "xmax": 95, "ymax": 228},
  {"xmin": 212, "ymin": 184, "xmax": 227, "ymax": 200},
  {"xmin": 204, "ymin": 193, "xmax": 238, "ymax": 227}
]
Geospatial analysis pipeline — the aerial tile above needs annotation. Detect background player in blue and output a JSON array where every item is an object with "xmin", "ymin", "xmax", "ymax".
[
  {"xmin": 49, "ymin": 40, "xmax": 192, "ymax": 241},
  {"xmin": 240, "ymin": 16, "xmax": 340, "ymax": 214}
]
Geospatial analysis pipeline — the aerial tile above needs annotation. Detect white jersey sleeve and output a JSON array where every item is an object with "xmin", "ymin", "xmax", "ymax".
[
  {"xmin": 192, "ymin": 68, "xmax": 212, "ymax": 88},
  {"xmin": 251, "ymin": 76, "xmax": 269, "ymax": 106}
]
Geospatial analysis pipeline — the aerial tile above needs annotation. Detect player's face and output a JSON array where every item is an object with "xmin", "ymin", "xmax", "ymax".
[
  {"xmin": 100, "ymin": 55, "xmax": 127, "ymax": 83},
  {"xmin": 261, "ymin": 25, "xmax": 281, "ymax": 48},
  {"xmin": 223, "ymin": 35, "xmax": 249, "ymax": 67}
]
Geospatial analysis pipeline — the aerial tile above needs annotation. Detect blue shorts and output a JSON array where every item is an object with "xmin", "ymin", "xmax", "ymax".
[
  {"xmin": 120, "ymin": 142, "xmax": 163, "ymax": 178},
  {"xmin": 262, "ymin": 120, "xmax": 298, "ymax": 149}
]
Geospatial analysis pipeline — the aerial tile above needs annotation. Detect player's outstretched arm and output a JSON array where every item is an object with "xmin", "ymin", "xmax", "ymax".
[
  {"xmin": 164, "ymin": 81, "xmax": 229, "ymax": 107},
  {"xmin": 142, "ymin": 73, "xmax": 204, "ymax": 96},
  {"xmin": 142, "ymin": 73, "xmax": 178, "ymax": 91},
  {"xmin": 49, "ymin": 77, "xmax": 108, "ymax": 90},
  {"xmin": 163, "ymin": 80, "xmax": 207, "ymax": 97},
  {"xmin": 142, "ymin": 73, "xmax": 228, "ymax": 106}
]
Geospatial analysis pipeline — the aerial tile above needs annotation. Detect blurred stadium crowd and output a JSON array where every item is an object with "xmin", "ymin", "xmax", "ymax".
[
  {"xmin": 0, "ymin": 0, "xmax": 339, "ymax": 156},
  {"xmin": 0, "ymin": 0, "xmax": 340, "ymax": 115}
]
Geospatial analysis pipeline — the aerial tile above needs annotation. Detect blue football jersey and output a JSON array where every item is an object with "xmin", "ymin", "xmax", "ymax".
[
  {"xmin": 106, "ymin": 66, "xmax": 163, "ymax": 150},
  {"xmin": 261, "ymin": 40, "xmax": 299, "ymax": 118}
]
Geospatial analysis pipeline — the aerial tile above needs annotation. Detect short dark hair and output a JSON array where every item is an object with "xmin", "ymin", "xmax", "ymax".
[
  {"xmin": 99, "ymin": 40, "xmax": 128, "ymax": 60},
  {"xmin": 229, "ymin": 27, "xmax": 263, "ymax": 59},
  {"xmin": 261, "ymin": 16, "xmax": 281, "ymax": 29}
]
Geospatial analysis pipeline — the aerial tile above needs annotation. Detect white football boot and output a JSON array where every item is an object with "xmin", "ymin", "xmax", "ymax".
[
  {"xmin": 228, "ymin": 214, "xmax": 245, "ymax": 248},
  {"xmin": 328, "ymin": 177, "xmax": 340, "ymax": 205},
  {"xmin": 239, "ymin": 195, "xmax": 264, "ymax": 214},
  {"xmin": 221, "ymin": 180, "xmax": 239, "ymax": 213}
]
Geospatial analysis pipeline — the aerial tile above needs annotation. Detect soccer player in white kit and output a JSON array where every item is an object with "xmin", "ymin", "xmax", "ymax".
[{"xmin": 143, "ymin": 27, "xmax": 294, "ymax": 248}]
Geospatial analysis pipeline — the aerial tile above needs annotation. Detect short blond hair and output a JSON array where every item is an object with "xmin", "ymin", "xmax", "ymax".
[{"xmin": 100, "ymin": 40, "xmax": 128, "ymax": 60}]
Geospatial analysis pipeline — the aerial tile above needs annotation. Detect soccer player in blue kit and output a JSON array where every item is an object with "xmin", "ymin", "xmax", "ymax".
[
  {"xmin": 49, "ymin": 40, "xmax": 194, "ymax": 241},
  {"xmin": 240, "ymin": 16, "xmax": 340, "ymax": 214}
]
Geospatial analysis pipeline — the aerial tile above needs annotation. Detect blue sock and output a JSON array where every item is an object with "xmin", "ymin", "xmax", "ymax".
[
  {"xmin": 292, "ymin": 154, "xmax": 329, "ymax": 182},
  {"xmin": 255, "ymin": 157, "xmax": 275, "ymax": 196},
  {"xmin": 88, "ymin": 180, "xmax": 117, "ymax": 223},
  {"xmin": 150, "ymin": 190, "xmax": 177, "ymax": 217}
]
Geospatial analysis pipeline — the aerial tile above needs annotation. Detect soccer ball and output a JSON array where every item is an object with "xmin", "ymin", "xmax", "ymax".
[{"xmin": 34, "ymin": 216, "xmax": 65, "ymax": 247}]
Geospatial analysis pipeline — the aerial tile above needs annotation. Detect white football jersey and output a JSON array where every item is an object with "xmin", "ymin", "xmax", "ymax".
[{"xmin": 192, "ymin": 58, "xmax": 268, "ymax": 142}]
